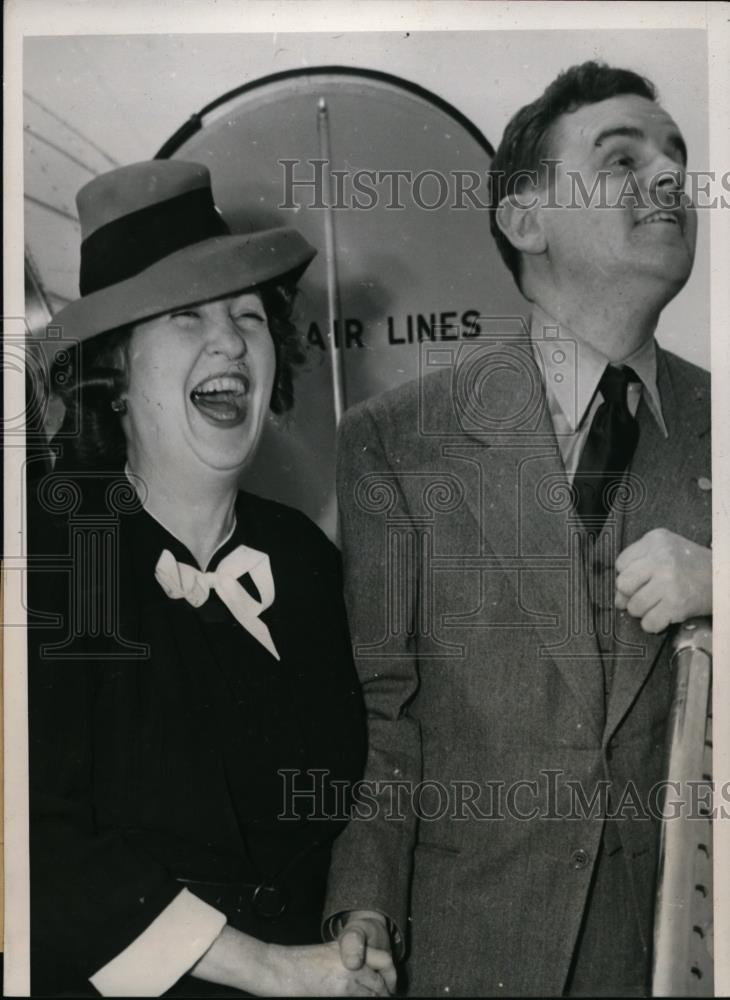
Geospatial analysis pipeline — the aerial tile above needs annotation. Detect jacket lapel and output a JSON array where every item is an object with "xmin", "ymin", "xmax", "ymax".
[
  {"xmin": 429, "ymin": 340, "xmax": 708, "ymax": 742},
  {"xmin": 438, "ymin": 341, "xmax": 606, "ymax": 735},
  {"xmin": 604, "ymin": 348, "xmax": 711, "ymax": 740}
]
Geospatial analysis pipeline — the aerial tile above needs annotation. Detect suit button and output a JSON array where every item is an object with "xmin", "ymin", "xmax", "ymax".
[{"xmin": 571, "ymin": 849, "xmax": 589, "ymax": 870}]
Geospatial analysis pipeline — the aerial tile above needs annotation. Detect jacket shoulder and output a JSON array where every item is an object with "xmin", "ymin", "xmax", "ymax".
[
  {"xmin": 659, "ymin": 347, "xmax": 710, "ymax": 443},
  {"xmin": 341, "ymin": 368, "xmax": 452, "ymax": 440},
  {"xmin": 660, "ymin": 347, "xmax": 710, "ymax": 397}
]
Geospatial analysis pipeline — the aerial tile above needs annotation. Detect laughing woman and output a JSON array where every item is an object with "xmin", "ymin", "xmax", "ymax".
[{"xmin": 28, "ymin": 161, "xmax": 393, "ymax": 997}]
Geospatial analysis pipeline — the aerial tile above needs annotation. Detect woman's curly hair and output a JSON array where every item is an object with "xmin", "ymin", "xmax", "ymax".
[{"xmin": 50, "ymin": 277, "xmax": 306, "ymax": 471}]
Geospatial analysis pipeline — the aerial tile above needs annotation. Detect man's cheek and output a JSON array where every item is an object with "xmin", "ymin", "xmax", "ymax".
[{"xmin": 685, "ymin": 206, "xmax": 698, "ymax": 253}]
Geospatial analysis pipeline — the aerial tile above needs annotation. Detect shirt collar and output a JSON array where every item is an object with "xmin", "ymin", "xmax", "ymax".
[{"xmin": 529, "ymin": 305, "xmax": 668, "ymax": 438}]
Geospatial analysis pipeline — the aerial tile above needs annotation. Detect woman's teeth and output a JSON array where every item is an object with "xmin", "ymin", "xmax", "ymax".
[
  {"xmin": 190, "ymin": 374, "xmax": 249, "ymax": 424},
  {"xmin": 192, "ymin": 374, "xmax": 248, "ymax": 396}
]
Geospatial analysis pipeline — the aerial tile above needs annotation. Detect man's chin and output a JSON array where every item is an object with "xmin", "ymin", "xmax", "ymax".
[{"xmin": 635, "ymin": 252, "xmax": 694, "ymax": 302}]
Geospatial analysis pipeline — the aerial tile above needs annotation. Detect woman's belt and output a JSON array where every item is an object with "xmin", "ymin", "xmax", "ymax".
[
  {"xmin": 176, "ymin": 876, "xmax": 290, "ymax": 922},
  {"xmin": 175, "ymin": 835, "xmax": 330, "ymax": 925}
]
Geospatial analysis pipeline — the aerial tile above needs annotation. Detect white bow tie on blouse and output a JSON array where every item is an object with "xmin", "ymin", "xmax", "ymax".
[{"xmin": 154, "ymin": 544, "xmax": 280, "ymax": 661}]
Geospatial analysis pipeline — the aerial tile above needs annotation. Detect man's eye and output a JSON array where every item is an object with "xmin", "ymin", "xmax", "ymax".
[
  {"xmin": 171, "ymin": 310, "xmax": 199, "ymax": 321},
  {"xmin": 609, "ymin": 154, "xmax": 634, "ymax": 169}
]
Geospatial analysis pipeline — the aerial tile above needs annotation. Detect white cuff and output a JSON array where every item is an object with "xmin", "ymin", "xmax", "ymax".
[{"xmin": 89, "ymin": 887, "xmax": 227, "ymax": 997}]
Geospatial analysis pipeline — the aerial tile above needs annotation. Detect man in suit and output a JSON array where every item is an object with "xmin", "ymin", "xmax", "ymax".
[{"xmin": 324, "ymin": 62, "xmax": 711, "ymax": 996}]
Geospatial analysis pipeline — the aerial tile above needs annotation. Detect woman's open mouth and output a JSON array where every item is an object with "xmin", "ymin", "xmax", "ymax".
[{"xmin": 190, "ymin": 372, "xmax": 250, "ymax": 426}]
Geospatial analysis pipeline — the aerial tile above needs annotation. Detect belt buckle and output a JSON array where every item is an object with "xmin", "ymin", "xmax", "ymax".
[{"xmin": 252, "ymin": 882, "xmax": 289, "ymax": 921}]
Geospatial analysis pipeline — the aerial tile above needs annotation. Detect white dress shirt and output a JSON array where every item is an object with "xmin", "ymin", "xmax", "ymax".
[{"xmin": 529, "ymin": 305, "xmax": 668, "ymax": 479}]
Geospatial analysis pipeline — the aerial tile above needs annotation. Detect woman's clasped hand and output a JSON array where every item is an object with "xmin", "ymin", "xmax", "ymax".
[
  {"xmin": 263, "ymin": 940, "xmax": 396, "ymax": 997},
  {"xmin": 28, "ymin": 160, "xmax": 391, "ymax": 998},
  {"xmin": 191, "ymin": 927, "xmax": 397, "ymax": 996}
]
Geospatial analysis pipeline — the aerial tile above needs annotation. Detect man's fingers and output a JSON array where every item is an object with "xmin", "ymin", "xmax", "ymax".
[
  {"xmin": 338, "ymin": 913, "xmax": 395, "ymax": 991},
  {"xmin": 616, "ymin": 528, "xmax": 673, "ymax": 573},
  {"xmin": 623, "ymin": 581, "xmax": 671, "ymax": 632},
  {"xmin": 626, "ymin": 581, "xmax": 661, "ymax": 620},
  {"xmin": 365, "ymin": 949, "xmax": 397, "ymax": 994},
  {"xmin": 640, "ymin": 603, "xmax": 671, "ymax": 634},
  {"xmin": 339, "ymin": 926, "xmax": 367, "ymax": 971},
  {"xmin": 616, "ymin": 557, "xmax": 653, "ymax": 598},
  {"xmin": 347, "ymin": 982, "xmax": 380, "ymax": 998},
  {"xmin": 350, "ymin": 966, "xmax": 388, "ymax": 996},
  {"xmin": 383, "ymin": 966, "xmax": 397, "ymax": 995},
  {"xmin": 615, "ymin": 536, "xmax": 649, "ymax": 573}
]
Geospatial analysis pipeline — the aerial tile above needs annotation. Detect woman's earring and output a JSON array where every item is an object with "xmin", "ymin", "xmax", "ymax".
[{"xmin": 111, "ymin": 397, "xmax": 128, "ymax": 414}]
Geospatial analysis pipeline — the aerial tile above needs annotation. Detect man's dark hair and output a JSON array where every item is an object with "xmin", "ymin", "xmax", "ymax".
[{"xmin": 489, "ymin": 61, "xmax": 657, "ymax": 289}]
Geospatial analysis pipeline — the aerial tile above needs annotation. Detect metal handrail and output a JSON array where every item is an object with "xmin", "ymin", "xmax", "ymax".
[{"xmin": 652, "ymin": 618, "xmax": 713, "ymax": 996}]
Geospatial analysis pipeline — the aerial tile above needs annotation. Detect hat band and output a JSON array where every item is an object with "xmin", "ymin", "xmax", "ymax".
[{"xmin": 79, "ymin": 186, "xmax": 230, "ymax": 296}]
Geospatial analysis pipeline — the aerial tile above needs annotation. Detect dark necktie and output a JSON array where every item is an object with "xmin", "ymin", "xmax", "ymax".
[{"xmin": 574, "ymin": 365, "xmax": 640, "ymax": 531}]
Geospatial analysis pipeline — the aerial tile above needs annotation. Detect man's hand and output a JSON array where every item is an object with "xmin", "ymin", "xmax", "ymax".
[
  {"xmin": 263, "ymin": 940, "xmax": 392, "ymax": 997},
  {"xmin": 337, "ymin": 910, "xmax": 397, "ymax": 994},
  {"xmin": 615, "ymin": 528, "xmax": 712, "ymax": 634}
]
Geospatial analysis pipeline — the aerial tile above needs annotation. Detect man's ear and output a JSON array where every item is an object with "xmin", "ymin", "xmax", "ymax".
[{"xmin": 495, "ymin": 194, "xmax": 547, "ymax": 257}]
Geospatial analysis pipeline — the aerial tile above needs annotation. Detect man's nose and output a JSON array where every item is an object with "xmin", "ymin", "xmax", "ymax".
[{"xmin": 647, "ymin": 151, "xmax": 686, "ymax": 209}]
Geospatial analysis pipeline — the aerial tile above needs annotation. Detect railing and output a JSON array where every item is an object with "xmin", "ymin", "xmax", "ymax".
[{"xmin": 653, "ymin": 618, "xmax": 713, "ymax": 996}]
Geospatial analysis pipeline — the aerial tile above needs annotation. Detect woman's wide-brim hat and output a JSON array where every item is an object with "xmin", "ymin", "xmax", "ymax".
[{"xmin": 51, "ymin": 159, "xmax": 317, "ymax": 343}]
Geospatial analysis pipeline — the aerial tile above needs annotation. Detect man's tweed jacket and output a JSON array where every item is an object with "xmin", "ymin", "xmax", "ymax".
[{"xmin": 324, "ymin": 337, "xmax": 711, "ymax": 996}]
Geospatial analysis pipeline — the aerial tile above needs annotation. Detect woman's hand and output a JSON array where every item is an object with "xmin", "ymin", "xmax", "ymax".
[
  {"xmin": 263, "ymin": 940, "xmax": 392, "ymax": 996},
  {"xmin": 192, "ymin": 926, "xmax": 391, "ymax": 996}
]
